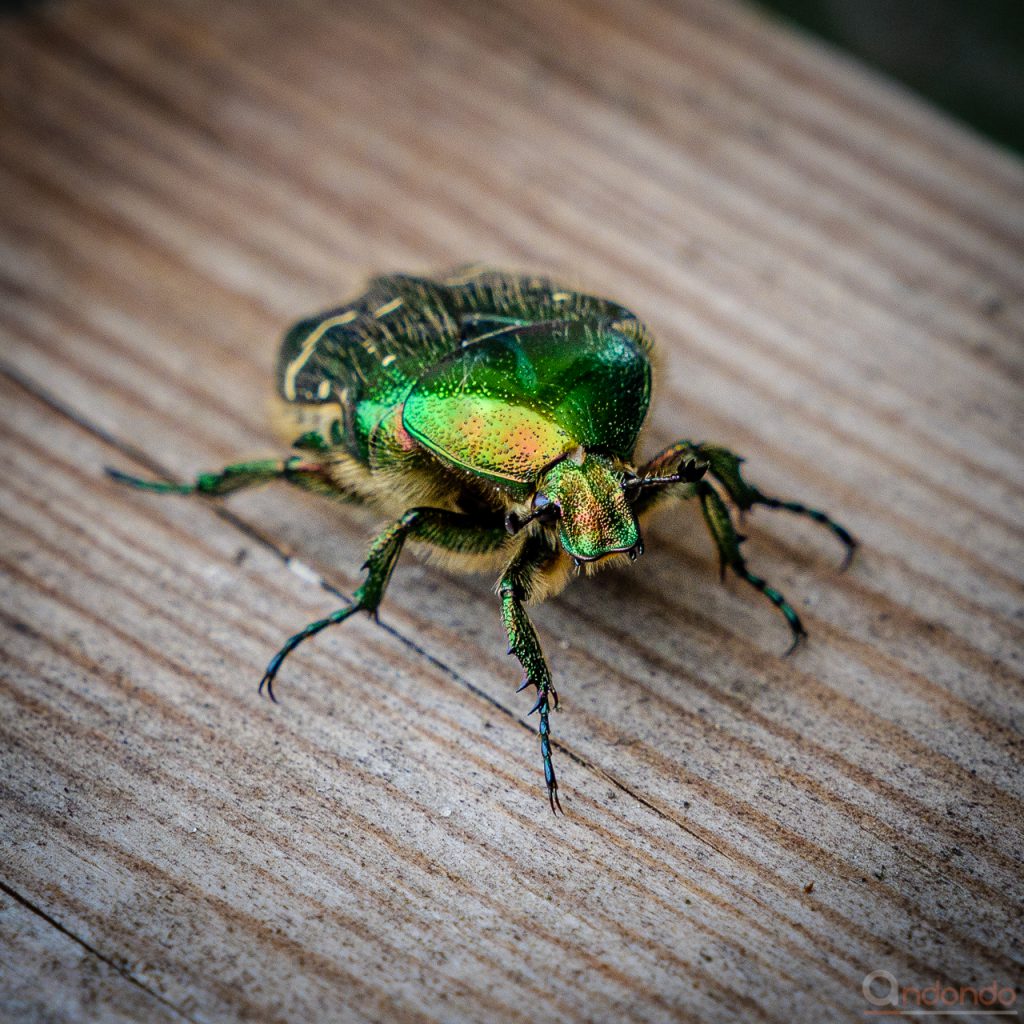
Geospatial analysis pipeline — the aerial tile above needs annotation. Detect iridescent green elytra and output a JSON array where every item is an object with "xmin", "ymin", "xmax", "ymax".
[{"xmin": 109, "ymin": 267, "xmax": 856, "ymax": 812}]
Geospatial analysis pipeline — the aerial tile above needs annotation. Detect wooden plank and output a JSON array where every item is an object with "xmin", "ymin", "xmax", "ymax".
[
  {"xmin": 0, "ymin": 0, "xmax": 1021, "ymax": 1020},
  {"xmin": 0, "ymin": 882, "xmax": 183, "ymax": 1024}
]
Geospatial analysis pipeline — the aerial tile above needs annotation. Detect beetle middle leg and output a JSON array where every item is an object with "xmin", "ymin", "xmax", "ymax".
[
  {"xmin": 260, "ymin": 508, "xmax": 509, "ymax": 700},
  {"xmin": 498, "ymin": 534, "xmax": 563, "ymax": 814}
]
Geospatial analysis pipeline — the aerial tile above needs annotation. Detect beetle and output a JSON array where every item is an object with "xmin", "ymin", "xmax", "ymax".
[{"xmin": 110, "ymin": 267, "xmax": 856, "ymax": 812}]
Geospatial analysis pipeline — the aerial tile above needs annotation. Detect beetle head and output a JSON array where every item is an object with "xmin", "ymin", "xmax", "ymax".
[{"xmin": 519, "ymin": 448, "xmax": 642, "ymax": 564}]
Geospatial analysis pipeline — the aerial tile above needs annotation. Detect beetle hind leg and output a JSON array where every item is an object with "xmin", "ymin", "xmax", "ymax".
[
  {"xmin": 107, "ymin": 456, "xmax": 337, "ymax": 498},
  {"xmin": 698, "ymin": 481, "xmax": 807, "ymax": 654}
]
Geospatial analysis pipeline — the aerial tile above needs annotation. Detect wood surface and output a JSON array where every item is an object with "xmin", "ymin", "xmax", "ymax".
[{"xmin": 1, "ymin": 0, "xmax": 1022, "ymax": 1021}]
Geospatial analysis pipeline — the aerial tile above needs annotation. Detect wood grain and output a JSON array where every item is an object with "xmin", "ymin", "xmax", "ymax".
[{"xmin": 0, "ymin": 0, "xmax": 1021, "ymax": 1020}]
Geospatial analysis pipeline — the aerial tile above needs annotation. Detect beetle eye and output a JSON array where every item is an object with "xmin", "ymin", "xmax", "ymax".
[
  {"xmin": 531, "ymin": 492, "xmax": 559, "ymax": 523},
  {"xmin": 506, "ymin": 494, "xmax": 559, "ymax": 535}
]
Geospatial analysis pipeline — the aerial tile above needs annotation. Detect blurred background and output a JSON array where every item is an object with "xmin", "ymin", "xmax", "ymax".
[
  {"xmin": 761, "ymin": 0, "xmax": 1024, "ymax": 153},
  {"xmin": 4, "ymin": 0, "xmax": 1023, "ymax": 153}
]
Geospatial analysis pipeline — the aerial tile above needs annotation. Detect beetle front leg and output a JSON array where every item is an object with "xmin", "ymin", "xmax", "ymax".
[
  {"xmin": 630, "ymin": 447, "xmax": 809, "ymax": 651},
  {"xmin": 697, "ymin": 481, "xmax": 807, "ymax": 655},
  {"xmin": 261, "ymin": 508, "xmax": 509, "ymax": 700},
  {"xmin": 498, "ymin": 541, "xmax": 562, "ymax": 813},
  {"xmin": 634, "ymin": 440, "xmax": 856, "ymax": 568}
]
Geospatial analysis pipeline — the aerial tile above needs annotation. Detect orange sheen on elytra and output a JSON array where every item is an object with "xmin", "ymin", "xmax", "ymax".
[{"xmin": 402, "ymin": 319, "xmax": 650, "ymax": 497}]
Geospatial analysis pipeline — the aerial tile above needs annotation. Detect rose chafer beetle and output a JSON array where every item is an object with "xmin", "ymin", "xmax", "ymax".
[{"xmin": 110, "ymin": 267, "xmax": 856, "ymax": 811}]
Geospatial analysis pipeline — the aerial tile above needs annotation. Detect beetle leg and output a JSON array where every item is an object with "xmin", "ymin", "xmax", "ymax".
[
  {"xmin": 498, "ymin": 539, "xmax": 563, "ymax": 814},
  {"xmin": 107, "ymin": 456, "xmax": 325, "ymax": 497},
  {"xmin": 260, "ymin": 508, "xmax": 508, "ymax": 700},
  {"xmin": 697, "ymin": 481, "xmax": 807, "ymax": 655},
  {"xmin": 748, "ymin": 494, "xmax": 857, "ymax": 569},
  {"xmin": 692, "ymin": 443, "xmax": 858, "ymax": 570},
  {"xmin": 634, "ymin": 441, "xmax": 857, "ymax": 568}
]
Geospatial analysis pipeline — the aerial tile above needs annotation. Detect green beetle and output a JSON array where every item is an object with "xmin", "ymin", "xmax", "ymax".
[{"xmin": 110, "ymin": 267, "xmax": 855, "ymax": 811}]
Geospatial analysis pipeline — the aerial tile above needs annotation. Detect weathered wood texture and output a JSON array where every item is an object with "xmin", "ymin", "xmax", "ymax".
[{"xmin": 1, "ymin": 0, "xmax": 1021, "ymax": 1021}]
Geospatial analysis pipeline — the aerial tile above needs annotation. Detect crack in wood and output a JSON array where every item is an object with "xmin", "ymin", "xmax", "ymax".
[{"xmin": 0, "ymin": 877, "xmax": 202, "ymax": 1024}]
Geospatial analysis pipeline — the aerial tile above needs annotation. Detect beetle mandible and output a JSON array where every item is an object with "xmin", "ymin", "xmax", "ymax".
[{"xmin": 110, "ymin": 267, "xmax": 856, "ymax": 812}]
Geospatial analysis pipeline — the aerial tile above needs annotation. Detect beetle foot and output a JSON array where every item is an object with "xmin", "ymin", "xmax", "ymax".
[
  {"xmin": 548, "ymin": 779, "xmax": 563, "ymax": 815},
  {"xmin": 258, "ymin": 604, "xmax": 362, "ymax": 703},
  {"xmin": 783, "ymin": 623, "xmax": 809, "ymax": 657},
  {"xmin": 838, "ymin": 536, "xmax": 859, "ymax": 572}
]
